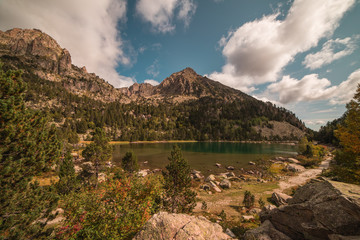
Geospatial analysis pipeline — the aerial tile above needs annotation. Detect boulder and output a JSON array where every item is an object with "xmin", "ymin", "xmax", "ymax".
[
  {"xmin": 225, "ymin": 228, "xmax": 237, "ymax": 238},
  {"xmin": 191, "ymin": 170, "xmax": 204, "ymax": 180},
  {"xmin": 98, "ymin": 172, "xmax": 106, "ymax": 182},
  {"xmin": 242, "ymin": 215, "xmax": 255, "ymax": 221},
  {"xmin": 219, "ymin": 173, "xmax": 228, "ymax": 179},
  {"xmin": 285, "ymin": 163, "xmax": 306, "ymax": 172},
  {"xmin": 138, "ymin": 169, "xmax": 151, "ymax": 177},
  {"xmin": 133, "ymin": 212, "xmax": 233, "ymax": 240},
  {"xmin": 287, "ymin": 157, "xmax": 300, "ymax": 164},
  {"xmin": 255, "ymin": 179, "xmax": 360, "ymax": 240},
  {"xmin": 219, "ymin": 179, "xmax": 231, "ymax": 189},
  {"xmin": 271, "ymin": 192, "xmax": 292, "ymax": 206},
  {"xmin": 244, "ymin": 220, "xmax": 292, "ymax": 240},
  {"xmin": 225, "ymin": 172, "xmax": 236, "ymax": 178},
  {"xmin": 226, "ymin": 166, "xmax": 235, "ymax": 170},
  {"xmin": 209, "ymin": 181, "xmax": 222, "ymax": 193},
  {"xmin": 201, "ymin": 184, "xmax": 211, "ymax": 191},
  {"xmin": 205, "ymin": 174, "xmax": 216, "ymax": 182}
]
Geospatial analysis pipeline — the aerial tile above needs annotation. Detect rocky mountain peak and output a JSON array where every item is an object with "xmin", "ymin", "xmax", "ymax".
[
  {"xmin": 0, "ymin": 28, "xmax": 121, "ymax": 103},
  {"xmin": 156, "ymin": 67, "xmax": 205, "ymax": 96},
  {"xmin": 0, "ymin": 28, "xmax": 71, "ymax": 74}
]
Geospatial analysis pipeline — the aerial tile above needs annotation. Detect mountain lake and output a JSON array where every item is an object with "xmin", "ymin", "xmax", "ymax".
[{"xmin": 112, "ymin": 142, "xmax": 297, "ymax": 174}]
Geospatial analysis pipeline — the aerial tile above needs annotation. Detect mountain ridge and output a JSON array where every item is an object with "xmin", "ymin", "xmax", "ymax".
[{"xmin": 0, "ymin": 28, "xmax": 307, "ymax": 141}]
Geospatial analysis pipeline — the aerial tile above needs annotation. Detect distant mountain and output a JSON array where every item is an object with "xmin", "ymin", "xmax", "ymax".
[{"xmin": 0, "ymin": 28, "xmax": 307, "ymax": 142}]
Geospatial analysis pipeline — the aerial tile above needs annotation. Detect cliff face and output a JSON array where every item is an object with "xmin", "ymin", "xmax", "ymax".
[{"xmin": 0, "ymin": 28, "xmax": 120, "ymax": 103}]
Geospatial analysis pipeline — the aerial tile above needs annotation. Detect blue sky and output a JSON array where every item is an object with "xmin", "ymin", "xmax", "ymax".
[{"xmin": 0, "ymin": 0, "xmax": 359, "ymax": 130}]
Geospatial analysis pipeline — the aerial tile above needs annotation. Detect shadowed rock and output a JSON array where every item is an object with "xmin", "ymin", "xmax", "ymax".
[{"xmin": 247, "ymin": 179, "xmax": 360, "ymax": 240}]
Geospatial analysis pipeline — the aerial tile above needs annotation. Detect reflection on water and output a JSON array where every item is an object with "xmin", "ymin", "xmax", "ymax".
[{"xmin": 112, "ymin": 142, "xmax": 297, "ymax": 173}]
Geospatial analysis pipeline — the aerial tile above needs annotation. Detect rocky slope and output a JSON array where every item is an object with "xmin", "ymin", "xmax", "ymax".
[
  {"xmin": 0, "ymin": 28, "xmax": 307, "ymax": 141},
  {"xmin": 0, "ymin": 28, "xmax": 120, "ymax": 103},
  {"xmin": 245, "ymin": 178, "xmax": 360, "ymax": 240}
]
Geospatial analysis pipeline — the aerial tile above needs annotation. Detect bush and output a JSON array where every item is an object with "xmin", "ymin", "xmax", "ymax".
[
  {"xmin": 243, "ymin": 191, "xmax": 255, "ymax": 209},
  {"xmin": 57, "ymin": 174, "xmax": 163, "ymax": 239},
  {"xmin": 121, "ymin": 151, "xmax": 139, "ymax": 173}
]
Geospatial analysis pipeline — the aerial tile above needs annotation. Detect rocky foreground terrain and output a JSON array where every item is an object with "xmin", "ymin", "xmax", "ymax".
[{"xmin": 133, "ymin": 178, "xmax": 360, "ymax": 240}]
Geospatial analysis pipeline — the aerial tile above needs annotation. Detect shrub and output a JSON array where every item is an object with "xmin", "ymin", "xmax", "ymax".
[
  {"xmin": 57, "ymin": 174, "xmax": 163, "ymax": 239},
  {"xmin": 243, "ymin": 191, "xmax": 255, "ymax": 209}
]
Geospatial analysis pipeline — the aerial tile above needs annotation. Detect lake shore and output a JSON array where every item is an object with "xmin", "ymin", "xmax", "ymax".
[{"xmin": 79, "ymin": 140, "xmax": 298, "ymax": 145}]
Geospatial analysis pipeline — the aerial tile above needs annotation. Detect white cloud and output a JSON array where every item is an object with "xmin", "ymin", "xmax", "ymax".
[
  {"xmin": 304, "ymin": 119, "xmax": 327, "ymax": 125},
  {"xmin": 146, "ymin": 60, "xmax": 160, "ymax": 78},
  {"xmin": 209, "ymin": 0, "xmax": 356, "ymax": 92},
  {"xmin": 144, "ymin": 79, "xmax": 160, "ymax": 86},
  {"xmin": 303, "ymin": 37, "xmax": 359, "ymax": 69},
  {"xmin": 136, "ymin": 0, "xmax": 197, "ymax": 33},
  {"xmin": 267, "ymin": 68, "xmax": 360, "ymax": 104},
  {"xmin": 0, "ymin": 0, "xmax": 134, "ymax": 88},
  {"xmin": 330, "ymin": 69, "xmax": 360, "ymax": 104}
]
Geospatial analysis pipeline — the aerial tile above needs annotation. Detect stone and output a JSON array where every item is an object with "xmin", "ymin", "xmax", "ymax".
[
  {"xmin": 257, "ymin": 179, "xmax": 360, "ymax": 240},
  {"xmin": 244, "ymin": 220, "xmax": 292, "ymax": 240},
  {"xmin": 285, "ymin": 163, "xmax": 306, "ymax": 172},
  {"xmin": 249, "ymin": 161, "xmax": 256, "ymax": 165},
  {"xmin": 261, "ymin": 204, "xmax": 276, "ymax": 213},
  {"xmin": 225, "ymin": 172, "xmax": 236, "ymax": 178},
  {"xmin": 193, "ymin": 173, "xmax": 204, "ymax": 180},
  {"xmin": 215, "ymin": 163, "xmax": 222, "ymax": 168},
  {"xmin": 242, "ymin": 215, "xmax": 255, "ymax": 221},
  {"xmin": 219, "ymin": 173, "xmax": 228, "ymax": 179},
  {"xmin": 74, "ymin": 165, "xmax": 82, "ymax": 174},
  {"xmin": 219, "ymin": 179, "xmax": 231, "ymax": 189},
  {"xmin": 226, "ymin": 166, "xmax": 235, "ymax": 170},
  {"xmin": 271, "ymin": 192, "xmax": 292, "ymax": 206},
  {"xmin": 225, "ymin": 228, "xmax": 237, "ymax": 238},
  {"xmin": 205, "ymin": 174, "xmax": 216, "ymax": 182},
  {"xmin": 133, "ymin": 212, "xmax": 233, "ymax": 240},
  {"xmin": 138, "ymin": 169, "xmax": 151, "ymax": 177},
  {"xmin": 276, "ymin": 157, "xmax": 286, "ymax": 161},
  {"xmin": 191, "ymin": 169, "xmax": 204, "ymax": 181},
  {"xmin": 201, "ymin": 184, "xmax": 211, "ymax": 191},
  {"xmin": 249, "ymin": 208, "xmax": 261, "ymax": 215},
  {"xmin": 287, "ymin": 157, "xmax": 300, "ymax": 164},
  {"xmin": 98, "ymin": 172, "xmax": 106, "ymax": 182},
  {"xmin": 209, "ymin": 181, "xmax": 222, "ymax": 193}
]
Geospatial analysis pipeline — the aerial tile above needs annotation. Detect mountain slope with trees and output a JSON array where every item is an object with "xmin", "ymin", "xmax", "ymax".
[{"xmin": 0, "ymin": 28, "xmax": 307, "ymax": 142}]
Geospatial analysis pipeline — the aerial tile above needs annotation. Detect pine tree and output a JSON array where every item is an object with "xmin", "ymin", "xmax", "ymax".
[
  {"xmin": 82, "ymin": 127, "xmax": 112, "ymax": 188},
  {"xmin": 57, "ymin": 150, "xmax": 78, "ymax": 195},
  {"xmin": 162, "ymin": 145, "xmax": 196, "ymax": 213},
  {"xmin": 121, "ymin": 151, "xmax": 139, "ymax": 173},
  {"xmin": 0, "ymin": 64, "xmax": 61, "ymax": 239},
  {"xmin": 243, "ymin": 190, "xmax": 255, "ymax": 209},
  {"xmin": 336, "ymin": 84, "xmax": 360, "ymax": 155}
]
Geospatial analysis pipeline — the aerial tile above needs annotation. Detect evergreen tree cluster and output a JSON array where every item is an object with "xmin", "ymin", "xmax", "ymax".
[
  {"xmin": 0, "ymin": 64, "xmax": 61, "ymax": 239},
  {"xmin": 5, "ymin": 67, "xmax": 306, "ymax": 142}
]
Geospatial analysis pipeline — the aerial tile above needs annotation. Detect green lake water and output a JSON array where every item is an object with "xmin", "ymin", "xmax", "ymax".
[{"xmin": 112, "ymin": 142, "xmax": 297, "ymax": 174}]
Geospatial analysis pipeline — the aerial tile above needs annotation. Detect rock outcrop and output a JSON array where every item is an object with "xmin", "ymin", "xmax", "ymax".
[
  {"xmin": 245, "ymin": 179, "xmax": 360, "ymax": 240},
  {"xmin": 0, "ymin": 28, "xmax": 121, "ymax": 103},
  {"xmin": 133, "ymin": 212, "xmax": 233, "ymax": 240}
]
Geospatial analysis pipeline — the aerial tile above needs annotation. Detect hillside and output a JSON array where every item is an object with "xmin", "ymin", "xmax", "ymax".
[{"xmin": 0, "ymin": 28, "xmax": 307, "ymax": 142}]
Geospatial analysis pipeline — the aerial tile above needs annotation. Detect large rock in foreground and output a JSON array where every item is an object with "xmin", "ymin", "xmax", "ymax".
[
  {"xmin": 133, "ymin": 212, "xmax": 233, "ymax": 240},
  {"xmin": 245, "ymin": 179, "xmax": 360, "ymax": 240}
]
